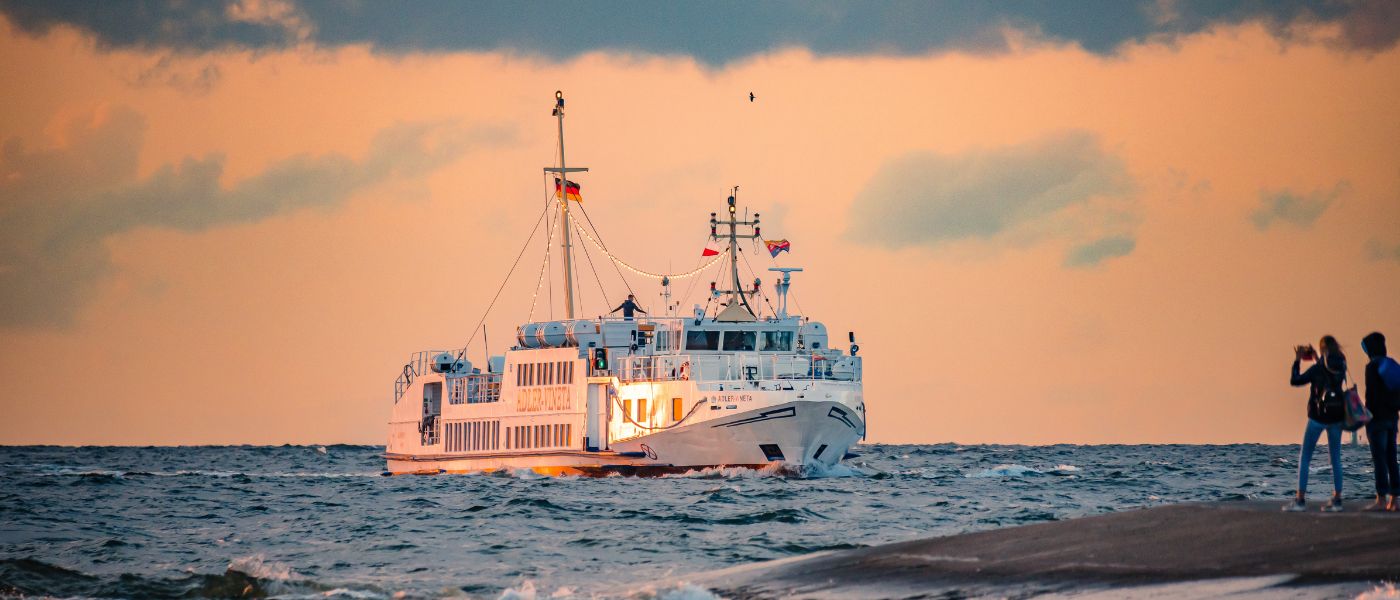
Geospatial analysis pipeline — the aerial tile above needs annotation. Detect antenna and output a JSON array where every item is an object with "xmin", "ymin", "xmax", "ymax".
[
  {"xmin": 711, "ymin": 187, "xmax": 763, "ymax": 322},
  {"xmin": 767, "ymin": 267, "xmax": 803, "ymax": 319}
]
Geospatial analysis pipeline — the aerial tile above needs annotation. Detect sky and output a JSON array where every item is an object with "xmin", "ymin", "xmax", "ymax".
[{"xmin": 0, "ymin": 0, "xmax": 1397, "ymax": 446}]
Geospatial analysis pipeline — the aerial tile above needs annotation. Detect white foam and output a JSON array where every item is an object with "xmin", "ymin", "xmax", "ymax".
[
  {"xmin": 966, "ymin": 464, "xmax": 1042, "ymax": 478},
  {"xmin": 1358, "ymin": 583, "xmax": 1400, "ymax": 599},
  {"xmin": 227, "ymin": 554, "xmax": 296, "ymax": 581},
  {"xmin": 498, "ymin": 580, "xmax": 538, "ymax": 600},
  {"xmin": 623, "ymin": 582, "xmax": 725, "ymax": 600}
]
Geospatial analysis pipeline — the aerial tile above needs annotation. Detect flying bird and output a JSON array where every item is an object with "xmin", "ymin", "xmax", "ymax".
[{"xmin": 749, "ymin": 92, "xmax": 755, "ymax": 102}]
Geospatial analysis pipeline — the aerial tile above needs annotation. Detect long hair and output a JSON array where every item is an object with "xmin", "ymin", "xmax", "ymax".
[{"xmin": 1319, "ymin": 335, "xmax": 1345, "ymax": 375}]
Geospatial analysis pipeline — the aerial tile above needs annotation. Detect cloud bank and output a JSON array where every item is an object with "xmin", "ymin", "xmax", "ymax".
[
  {"xmin": 846, "ymin": 130, "xmax": 1135, "ymax": 266},
  {"xmin": 1, "ymin": 0, "xmax": 1395, "ymax": 65},
  {"xmin": 0, "ymin": 107, "xmax": 509, "ymax": 328}
]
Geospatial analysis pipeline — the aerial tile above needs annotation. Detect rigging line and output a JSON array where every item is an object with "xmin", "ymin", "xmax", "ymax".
[
  {"xmin": 731, "ymin": 244, "xmax": 758, "ymax": 318},
  {"xmin": 569, "ymin": 218, "xmax": 587, "ymax": 316},
  {"xmin": 571, "ymin": 215, "xmax": 729, "ymax": 280},
  {"xmin": 739, "ymin": 246, "xmax": 779, "ymax": 317},
  {"xmin": 547, "ymin": 207, "xmax": 556, "ymax": 321},
  {"xmin": 572, "ymin": 202, "xmax": 636, "ymax": 297},
  {"xmin": 454, "ymin": 202, "xmax": 551, "ymax": 362},
  {"xmin": 677, "ymin": 230, "xmax": 712, "ymax": 311},
  {"xmin": 575, "ymin": 220, "xmax": 612, "ymax": 315},
  {"xmin": 528, "ymin": 174, "xmax": 562, "ymax": 322}
]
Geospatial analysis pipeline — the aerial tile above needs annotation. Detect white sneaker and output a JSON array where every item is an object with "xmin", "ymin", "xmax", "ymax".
[{"xmin": 1283, "ymin": 499, "xmax": 1307, "ymax": 512}]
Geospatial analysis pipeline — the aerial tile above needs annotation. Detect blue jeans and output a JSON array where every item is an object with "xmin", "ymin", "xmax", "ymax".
[
  {"xmin": 1298, "ymin": 418, "xmax": 1343, "ymax": 495},
  {"xmin": 1367, "ymin": 418, "xmax": 1399, "ymax": 496}
]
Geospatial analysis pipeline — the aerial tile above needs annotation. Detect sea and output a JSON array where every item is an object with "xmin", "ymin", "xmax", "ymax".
[{"xmin": 0, "ymin": 443, "xmax": 1391, "ymax": 599}]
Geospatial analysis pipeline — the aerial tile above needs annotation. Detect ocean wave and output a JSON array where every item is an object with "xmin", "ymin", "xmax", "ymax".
[
  {"xmin": 0, "ymin": 557, "xmax": 386, "ymax": 600},
  {"xmin": 965, "ymin": 464, "xmax": 1081, "ymax": 478},
  {"xmin": 659, "ymin": 462, "xmax": 864, "ymax": 480}
]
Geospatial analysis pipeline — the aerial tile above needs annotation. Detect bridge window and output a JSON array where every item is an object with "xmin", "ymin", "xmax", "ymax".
[
  {"xmin": 761, "ymin": 331, "xmax": 793, "ymax": 351},
  {"xmin": 686, "ymin": 330, "xmax": 720, "ymax": 350},
  {"xmin": 722, "ymin": 331, "xmax": 756, "ymax": 351}
]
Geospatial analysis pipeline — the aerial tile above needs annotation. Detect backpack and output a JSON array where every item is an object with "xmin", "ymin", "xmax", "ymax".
[
  {"xmin": 1380, "ymin": 357, "xmax": 1400, "ymax": 391},
  {"xmin": 1380, "ymin": 357, "xmax": 1400, "ymax": 410},
  {"xmin": 1314, "ymin": 357, "xmax": 1348, "ymax": 424}
]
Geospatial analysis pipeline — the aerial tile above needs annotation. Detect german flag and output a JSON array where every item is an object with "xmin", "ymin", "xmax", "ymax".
[{"xmin": 554, "ymin": 178, "xmax": 582, "ymax": 202}]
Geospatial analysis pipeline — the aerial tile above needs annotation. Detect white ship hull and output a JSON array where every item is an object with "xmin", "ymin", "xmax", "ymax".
[{"xmin": 385, "ymin": 357, "xmax": 865, "ymax": 477}]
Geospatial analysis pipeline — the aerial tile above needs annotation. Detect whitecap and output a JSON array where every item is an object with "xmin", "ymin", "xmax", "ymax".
[
  {"xmin": 227, "ymin": 554, "xmax": 297, "ymax": 581},
  {"xmin": 966, "ymin": 464, "xmax": 1043, "ymax": 478}
]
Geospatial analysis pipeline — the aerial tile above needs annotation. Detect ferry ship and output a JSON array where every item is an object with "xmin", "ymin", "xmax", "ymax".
[{"xmin": 384, "ymin": 92, "xmax": 865, "ymax": 476}]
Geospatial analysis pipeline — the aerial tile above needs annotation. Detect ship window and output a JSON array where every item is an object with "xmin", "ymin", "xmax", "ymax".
[
  {"xmin": 761, "ymin": 331, "xmax": 793, "ymax": 352},
  {"xmin": 566, "ymin": 361, "xmax": 573, "ymax": 384},
  {"xmin": 505, "ymin": 426, "xmax": 510, "ymax": 449},
  {"xmin": 672, "ymin": 397, "xmax": 683, "ymax": 422},
  {"xmin": 565, "ymin": 423, "xmax": 572, "ymax": 447},
  {"xmin": 525, "ymin": 363, "xmax": 532, "ymax": 386},
  {"xmin": 637, "ymin": 398, "xmax": 648, "ymax": 422},
  {"xmin": 722, "ymin": 331, "xmax": 757, "ymax": 351},
  {"xmin": 686, "ymin": 330, "xmax": 720, "ymax": 350},
  {"xmin": 623, "ymin": 399, "xmax": 632, "ymax": 420}
]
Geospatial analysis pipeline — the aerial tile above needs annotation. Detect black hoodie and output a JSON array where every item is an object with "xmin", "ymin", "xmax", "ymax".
[{"xmin": 1291, "ymin": 351, "xmax": 1347, "ymax": 423}]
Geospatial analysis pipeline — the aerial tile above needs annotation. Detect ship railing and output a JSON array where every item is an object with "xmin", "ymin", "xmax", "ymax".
[
  {"xmin": 614, "ymin": 353, "xmax": 860, "ymax": 383},
  {"xmin": 393, "ymin": 349, "xmax": 450, "ymax": 404},
  {"xmin": 448, "ymin": 372, "xmax": 503, "ymax": 404}
]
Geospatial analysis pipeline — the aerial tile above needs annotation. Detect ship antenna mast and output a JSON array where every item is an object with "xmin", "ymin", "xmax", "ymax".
[
  {"xmin": 709, "ymin": 186, "xmax": 761, "ymax": 321},
  {"xmin": 544, "ymin": 90, "xmax": 588, "ymax": 319}
]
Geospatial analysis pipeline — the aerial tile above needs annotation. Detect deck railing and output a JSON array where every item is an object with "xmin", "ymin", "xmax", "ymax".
[
  {"xmin": 393, "ymin": 349, "xmax": 450, "ymax": 404},
  {"xmin": 448, "ymin": 373, "xmax": 502, "ymax": 404},
  {"xmin": 613, "ymin": 352, "xmax": 860, "ymax": 384}
]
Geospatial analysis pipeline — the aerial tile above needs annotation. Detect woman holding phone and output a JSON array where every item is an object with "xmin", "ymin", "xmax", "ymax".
[{"xmin": 1285, "ymin": 335, "xmax": 1348, "ymax": 512}]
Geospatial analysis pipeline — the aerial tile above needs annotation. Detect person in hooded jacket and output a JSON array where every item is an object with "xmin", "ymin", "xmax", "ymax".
[
  {"xmin": 1285, "ymin": 335, "xmax": 1348, "ymax": 512},
  {"xmin": 1362, "ymin": 332, "xmax": 1400, "ymax": 511}
]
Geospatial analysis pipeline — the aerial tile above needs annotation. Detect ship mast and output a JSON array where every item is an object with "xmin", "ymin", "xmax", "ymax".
[
  {"xmin": 544, "ymin": 91, "xmax": 587, "ymax": 319},
  {"xmin": 710, "ymin": 187, "xmax": 761, "ymax": 321}
]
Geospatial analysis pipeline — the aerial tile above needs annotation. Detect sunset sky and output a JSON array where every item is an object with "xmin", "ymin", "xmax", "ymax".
[{"xmin": 1, "ymin": 1, "xmax": 1397, "ymax": 445}]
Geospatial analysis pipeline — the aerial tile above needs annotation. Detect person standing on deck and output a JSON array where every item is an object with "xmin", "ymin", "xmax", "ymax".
[
  {"xmin": 1362, "ymin": 332, "xmax": 1400, "ymax": 511},
  {"xmin": 1285, "ymin": 335, "xmax": 1349, "ymax": 512},
  {"xmin": 610, "ymin": 294, "xmax": 647, "ymax": 320}
]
